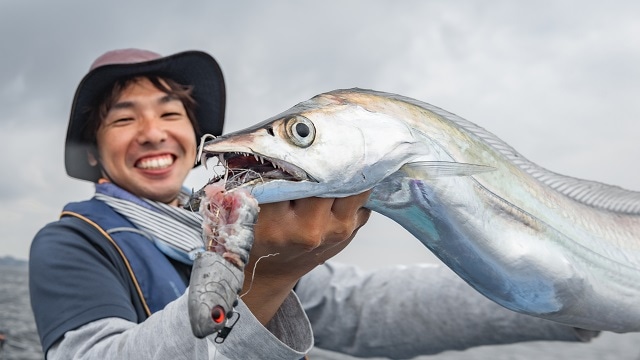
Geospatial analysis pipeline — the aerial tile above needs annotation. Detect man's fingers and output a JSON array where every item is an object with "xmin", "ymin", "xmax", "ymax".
[
  {"xmin": 291, "ymin": 197, "xmax": 334, "ymax": 219},
  {"xmin": 329, "ymin": 191, "xmax": 372, "ymax": 240},
  {"xmin": 253, "ymin": 192, "xmax": 373, "ymax": 253},
  {"xmin": 329, "ymin": 190, "xmax": 372, "ymax": 220}
]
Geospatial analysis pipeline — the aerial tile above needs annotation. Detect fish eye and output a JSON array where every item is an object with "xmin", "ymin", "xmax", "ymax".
[{"xmin": 285, "ymin": 115, "xmax": 316, "ymax": 148}]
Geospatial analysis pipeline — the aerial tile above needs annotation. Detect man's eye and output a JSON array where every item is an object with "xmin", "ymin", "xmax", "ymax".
[
  {"xmin": 162, "ymin": 112, "xmax": 184, "ymax": 119},
  {"xmin": 112, "ymin": 117, "xmax": 133, "ymax": 125}
]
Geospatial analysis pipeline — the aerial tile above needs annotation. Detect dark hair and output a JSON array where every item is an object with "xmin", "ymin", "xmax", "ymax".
[{"xmin": 81, "ymin": 75, "xmax": 199, "ymax": 148}]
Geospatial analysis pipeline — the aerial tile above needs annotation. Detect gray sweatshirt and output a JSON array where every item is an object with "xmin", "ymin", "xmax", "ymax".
[{"xmin": 47, "ymin": 262, "xmax": 596, "ymax": 360}]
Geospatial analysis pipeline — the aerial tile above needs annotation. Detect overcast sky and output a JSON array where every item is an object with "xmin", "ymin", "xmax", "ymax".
[{"xmin": 1, "ymin": 0, "xmax": 639, "ymax": 269}]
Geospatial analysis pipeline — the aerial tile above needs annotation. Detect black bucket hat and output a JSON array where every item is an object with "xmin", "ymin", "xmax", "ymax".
[{"xmin": 65, "ymin": 48, "xmax": 226, "ymax": 182}]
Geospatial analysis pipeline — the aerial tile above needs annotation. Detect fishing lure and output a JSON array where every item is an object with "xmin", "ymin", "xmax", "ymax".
[{"xmin": 187, "ymin": 182, "xmax": 259, "ymax": 339}]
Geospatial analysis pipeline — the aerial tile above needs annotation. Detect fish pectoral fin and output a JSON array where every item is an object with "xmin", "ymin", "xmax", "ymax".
[{"xmin": 402, "ymin": 161, "xmax": 495, "ymax": 179}]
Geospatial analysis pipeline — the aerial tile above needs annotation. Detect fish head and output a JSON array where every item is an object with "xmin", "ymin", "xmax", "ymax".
[{"xmin": 201, "ymin": 89, "xmax": 426, "ymax": 203}]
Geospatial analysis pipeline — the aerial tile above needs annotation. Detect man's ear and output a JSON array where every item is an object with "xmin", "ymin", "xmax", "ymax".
[{"xmin": 87, "ymin": 150, "xmax": 98, "ymax": 166}]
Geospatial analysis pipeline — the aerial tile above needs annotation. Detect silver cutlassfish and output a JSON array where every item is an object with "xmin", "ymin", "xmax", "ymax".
[{"xmin": 196, "ymin": 88, "xmax": 640, "ymax": 333}]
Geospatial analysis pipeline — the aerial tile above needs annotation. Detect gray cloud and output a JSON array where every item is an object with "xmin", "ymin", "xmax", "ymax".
[{"xmin": 1, "ymin": 0, "xmax": 638, "ymax": 265}]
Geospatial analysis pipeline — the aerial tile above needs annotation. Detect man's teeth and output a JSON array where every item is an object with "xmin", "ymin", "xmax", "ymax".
[{"xmin": 137, "ymin": 155, "xmax": 174, "ymax": 169}]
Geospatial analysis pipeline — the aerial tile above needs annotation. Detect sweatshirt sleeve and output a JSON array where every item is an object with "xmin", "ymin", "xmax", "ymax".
[
  {"xmin": 296, "ymin": 262, "xmax": 598, "ymax": 359},
  {"xmin": 47, "ymin": 291, "xmax": 312, "ymax": 360}
]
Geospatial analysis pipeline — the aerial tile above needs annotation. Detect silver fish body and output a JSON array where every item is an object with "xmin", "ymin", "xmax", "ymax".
[{"xmin": 202, "ymin": 88, "xmax": 640, "ymax": 332}]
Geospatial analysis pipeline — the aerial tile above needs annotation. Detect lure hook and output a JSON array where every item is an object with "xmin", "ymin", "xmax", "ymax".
[{"xmin": 196, "ymin": 134, "xmax": 218, "ymax": 167}]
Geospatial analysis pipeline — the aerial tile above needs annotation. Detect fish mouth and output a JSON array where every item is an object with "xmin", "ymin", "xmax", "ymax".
[{"xmin": 204, "ymin": 151, "xmax": 317, "ymax": 189}]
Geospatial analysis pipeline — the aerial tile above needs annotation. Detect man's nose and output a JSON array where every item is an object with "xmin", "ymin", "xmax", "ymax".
[{"xmin": 137, "ymin": 116, "xmax": 167, "ymax": 144}]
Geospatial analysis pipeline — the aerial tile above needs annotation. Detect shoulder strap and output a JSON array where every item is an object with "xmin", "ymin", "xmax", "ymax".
[{"xmin": 57, "ymin": 214, "xmax": 151, "ymax": 320}]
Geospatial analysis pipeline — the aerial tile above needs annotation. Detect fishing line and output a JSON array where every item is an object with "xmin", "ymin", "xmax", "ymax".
[
  {"xmin": 240, "ymin": 252, "xmax": 280, "ymax": 298},
  {"xmin": 223, "ymin": 165, "xmax": 229, "ymax": 184},
  {"xmin": 224, "ymin": 168, "xmax": 263, "ymax": 187}
]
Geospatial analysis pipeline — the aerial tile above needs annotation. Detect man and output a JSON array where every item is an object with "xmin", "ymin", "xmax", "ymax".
[{"xmin": 29, "ymin": 49, "xmax": 597, "ymax": 360}]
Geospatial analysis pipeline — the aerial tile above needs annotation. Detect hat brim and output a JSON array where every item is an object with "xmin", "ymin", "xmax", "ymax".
[{"xmin": 65, "ymin": 50, "xmax": 226, "ymax": 182}]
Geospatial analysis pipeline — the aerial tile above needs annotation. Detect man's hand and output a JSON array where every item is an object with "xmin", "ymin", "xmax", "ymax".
[{"xmin": 240, "ymin": 191, "xmax": 372, "ymax": 324}]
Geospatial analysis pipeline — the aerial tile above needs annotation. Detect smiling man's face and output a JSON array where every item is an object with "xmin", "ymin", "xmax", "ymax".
[{"xmin": 92, "ymin": 77, "xmax": 196, "ymax": 204}]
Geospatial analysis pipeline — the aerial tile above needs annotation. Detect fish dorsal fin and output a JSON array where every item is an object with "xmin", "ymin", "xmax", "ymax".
[
  {"xmin": 403, "ymin": 161, "xmax": 495, "ymax": 178},
  {"xmin": 358, "ymin": 89, "xmax": 640, "ymax": 216},
  {"xmin": 523, "ymin": 168, "xmax": 640, "ymax": 215},
  {"xmin": 404, "ymin": 95, "xmax": 640, "ymax": 215}
]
